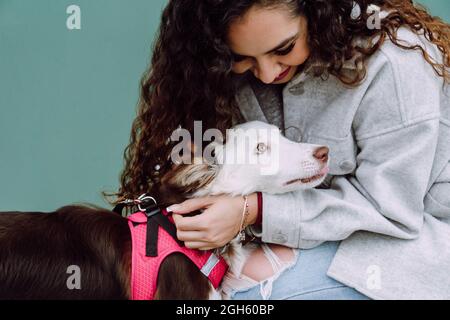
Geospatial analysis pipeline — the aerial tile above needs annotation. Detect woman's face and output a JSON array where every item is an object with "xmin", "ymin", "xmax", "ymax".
[{"xmin": 227, "ymin": 5, "xmax": 310, "ymax": 84}]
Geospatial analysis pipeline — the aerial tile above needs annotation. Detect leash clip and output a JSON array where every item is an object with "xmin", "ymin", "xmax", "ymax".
[
  {"xmin": 137, "ymin": 194, "xmax": 157, "ymax": 212},
  {"xmin": 136, "ymin": 194, "xmax": 161, "ymax": 219},
  {"xmin": 113, "ymin": 193, "xmax": 158, "ymax": 217}
]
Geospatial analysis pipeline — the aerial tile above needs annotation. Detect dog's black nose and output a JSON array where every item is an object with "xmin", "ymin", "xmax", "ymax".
[{"xmin": 313, "ymin": 146, "xmax": 329, "ymax": 164}]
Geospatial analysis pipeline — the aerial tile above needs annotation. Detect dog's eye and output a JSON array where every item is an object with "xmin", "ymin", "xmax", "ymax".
[{"xmin": 256, "ymin": 143, "xmax": 267, "ymax": 154}]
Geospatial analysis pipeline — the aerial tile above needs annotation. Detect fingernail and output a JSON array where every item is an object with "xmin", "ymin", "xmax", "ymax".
[{"xmin": 166, "ymin": 204, "xmax": 181, "ymax": 212}]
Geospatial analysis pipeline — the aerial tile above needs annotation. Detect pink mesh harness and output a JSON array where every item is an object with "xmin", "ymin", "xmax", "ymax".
[{"xmin": 127, "ymin": 209, "xmax": 228, "ymax": 300}]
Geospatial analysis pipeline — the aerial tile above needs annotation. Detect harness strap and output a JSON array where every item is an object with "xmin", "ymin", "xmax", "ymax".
[
  {"xmin": 200, "ymin": 253, "xmax": 220, "ymax": 277},
  {"xmin": 146, "ymin": 217, "xmax": 160, "ymax": 257},
  {"xmin": 112, "ymin": 203, "xmax": 127, "ymax": 216},
  {"xmin": 145, "ymin": 213, "xmax": 184, "ymax": 257},
  {"xmin": 115, "ymin": 197, "xmax": 184, "ymax": 258},
  {"xmin": 126, "ymin": 203, "xmax": 183, "ymax": 258},
  {"xmin": 152, "ymin": 214, "xmax": 183, "ymax": 247}
]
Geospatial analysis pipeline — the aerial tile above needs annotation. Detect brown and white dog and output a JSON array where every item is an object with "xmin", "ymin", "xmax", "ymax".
[{"xmin": 0, "ymin": 121, "xmax": 329, "ymax": 300}]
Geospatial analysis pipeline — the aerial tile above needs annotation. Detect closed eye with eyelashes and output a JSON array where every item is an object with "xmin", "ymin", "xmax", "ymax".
[
  {"xmin": 274, "ymin": 41, "xmax": 296, "ymax": 56},
  {"xmin": 231, "ymin": 41, "xmax": 297, "ymax": 62}
]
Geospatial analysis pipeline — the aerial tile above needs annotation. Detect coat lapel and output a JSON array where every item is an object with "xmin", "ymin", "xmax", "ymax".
[{"xmin": 235, "ymin": 81, "xmax": 268, "ymax": 123}]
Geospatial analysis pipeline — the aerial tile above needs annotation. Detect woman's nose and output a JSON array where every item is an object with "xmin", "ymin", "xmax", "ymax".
[
  {"xmin": 313, "ymin": 146, "xmax": 329, "ymax": 164},
  {"xmin": 254, "ymin": 59, "xmax": 278, "ymax": 84}
]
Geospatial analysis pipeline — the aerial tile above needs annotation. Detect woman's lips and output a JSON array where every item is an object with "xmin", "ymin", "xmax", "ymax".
[{"xmin": 274, "ymin": 67, "xmax": 291, "ymax": 82}]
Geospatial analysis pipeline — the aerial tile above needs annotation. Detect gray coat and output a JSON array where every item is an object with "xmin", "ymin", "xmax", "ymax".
[{"xmin": 236, "ymin": 27, "xmax": 450, "ymax": 300}]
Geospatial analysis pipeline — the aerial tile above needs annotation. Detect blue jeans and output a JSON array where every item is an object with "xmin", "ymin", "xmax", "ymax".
[{"xmin": 229, "ymin": 241, "xmax": 369, "ymax": 300}]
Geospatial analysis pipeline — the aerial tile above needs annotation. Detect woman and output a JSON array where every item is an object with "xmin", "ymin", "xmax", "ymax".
[{"xmin": 111, "ymin": 0, "xmax": 450, "ymax": 299}]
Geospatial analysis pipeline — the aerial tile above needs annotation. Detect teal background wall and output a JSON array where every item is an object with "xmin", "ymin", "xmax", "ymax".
[{"xmin": 0, "ymin": 0, "xmax": 449, "ymax": 212}]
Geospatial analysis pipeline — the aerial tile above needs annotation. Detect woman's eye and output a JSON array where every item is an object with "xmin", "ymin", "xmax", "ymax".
[
  {"xmin": 256, "ymin": 143, "xmax": 267, "ymax": 154},
  {"xmin": 275, "ymin": 42, "xmax": 296, "ymax": 56},
  {"xmin": 232, "ymin": 53, "xmax": 248, "ymax": 62}
]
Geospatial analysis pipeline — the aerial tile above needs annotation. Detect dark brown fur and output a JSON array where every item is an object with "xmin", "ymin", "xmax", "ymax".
[
  {"xmin": 0, "ymin": 163, "xmax": 217, "ymax": 300},
  {"xmin": 0, "ymin": 205, "xmax": 212, "ymax": 300}
]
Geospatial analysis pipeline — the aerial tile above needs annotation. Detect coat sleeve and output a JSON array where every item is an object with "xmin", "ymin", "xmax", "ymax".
[
  {"xmin": 259, "ymin": 45, "xmax": 443, "ymax": 249},
  {"xmin": 260, "ymin": 118, "xmax": 440, "ymax": 249}
]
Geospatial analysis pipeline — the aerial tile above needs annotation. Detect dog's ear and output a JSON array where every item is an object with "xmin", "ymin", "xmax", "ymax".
[
  {"xmin": 160, "ymin": 159, "xmax": 219, "ymax": 195},
  {"xmin": 159, "ymin": 140, "xmax": 223, "ymax": 197}
]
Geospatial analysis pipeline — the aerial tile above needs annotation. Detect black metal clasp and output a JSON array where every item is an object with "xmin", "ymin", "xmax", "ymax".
[
  {"xmin": 136, "ymin": 194, "xmax": 159, "ymax": 216},
  {"xmin": 113, "ymin": 193, "xmax": 158, "ymax": 217}
]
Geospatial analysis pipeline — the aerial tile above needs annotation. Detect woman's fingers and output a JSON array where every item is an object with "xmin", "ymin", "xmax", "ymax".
[
  {"xmin": 172, "ymin": 213, "xmax": 207, "ymax": 231},
  {"xmin": 166, "ymin": 197, "xmax": 214, "ymax": 214},
  {"xmin": 176, "ymin": 230, "xmax": 208, "ymax": 242},
  {"xmin": 175, "ymin": 221, "xmax": 217, "ymax": 250}
]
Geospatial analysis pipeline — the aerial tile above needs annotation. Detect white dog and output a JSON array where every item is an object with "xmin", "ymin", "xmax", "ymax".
[
  {"xmin": 163, "ymin": 121, "xmax": 329, "ymax": 299},
  {"xmin": 192, "ymin": 120, "xmax": 329, "ymax": 197}
]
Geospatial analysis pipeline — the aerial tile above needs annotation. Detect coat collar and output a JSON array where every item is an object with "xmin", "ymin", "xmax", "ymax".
[{"xmin": 235, "ymin": 56, "xmax": 362, "ymax": 125}]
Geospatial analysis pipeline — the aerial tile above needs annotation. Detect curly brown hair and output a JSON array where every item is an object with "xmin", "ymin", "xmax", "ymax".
[{"xmin": 104, "ymin": 0, "xmax": 450, "ymax": 205}]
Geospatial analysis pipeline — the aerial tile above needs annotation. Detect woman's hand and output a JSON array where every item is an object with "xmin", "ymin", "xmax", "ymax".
[{"xmin": 169, "ymin": 193, "xmax": 258, "ymax": 250}]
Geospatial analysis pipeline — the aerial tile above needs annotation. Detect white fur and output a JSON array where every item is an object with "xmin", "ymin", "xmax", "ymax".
[
  {"xmin": 186, "ymin": 121, "xmax": 330, "ymax": 299},
  {"xmin": 193, "ymin": 121, "xmax": 329, "ymax": 197}
]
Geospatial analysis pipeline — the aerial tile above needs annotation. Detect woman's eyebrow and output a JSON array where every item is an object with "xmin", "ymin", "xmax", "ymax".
[{"xmin": 231, "ymin": 32, "xmax": 300, "ymax": 58}]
